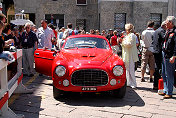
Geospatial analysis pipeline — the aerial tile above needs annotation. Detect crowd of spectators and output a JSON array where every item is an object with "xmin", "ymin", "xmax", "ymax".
[{"xmin": 0, "ymin": 12, "xmax": 176, "ymax": 99}]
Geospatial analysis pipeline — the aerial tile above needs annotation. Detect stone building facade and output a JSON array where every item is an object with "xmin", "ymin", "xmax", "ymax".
[
  {"xmin": 5, "ymin": 0, "xmax": 176, "ymax": 33},
  {"xmin": 13, "ymin": 0, "xmax": 99, "ymax": 31},
  {"xmin": 99, "ymin": 0, "xmax": 168, "ymax": 33}
]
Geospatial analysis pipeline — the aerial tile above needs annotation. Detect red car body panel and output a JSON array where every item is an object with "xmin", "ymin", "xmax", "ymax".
[
  {"xmin": 34, "ymin": 35, "xmax": 126, "ymax": 92},
  {"xmin": 34, "ymin": 49, "xmax": 56, "ymax": 76}
]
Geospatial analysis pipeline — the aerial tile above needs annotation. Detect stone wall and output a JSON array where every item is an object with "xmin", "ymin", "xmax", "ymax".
[
  {"xmin": 99, "ymin": 0, "xmax": 168, "ymax": 33},
  {"xmin": 12, "ymin": 0, "xmax": 176, "ymax": 33},
  {"xmin": 13, "ymin": 0, "xmax": 99, "ymax": 31}
]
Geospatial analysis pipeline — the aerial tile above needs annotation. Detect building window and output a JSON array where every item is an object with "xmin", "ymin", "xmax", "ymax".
[
  {"xmin": 77, "ymin": 0, "xmax": 87, "ymax": 5},
  {"xmin": 151, "ymin": 13, "xmax": 162, "ymax": 25},
  {"xmin": 76, "ymin": 19, "xmax": 86, "ymax": 31},
  {"xmin": 114, "ymin": 13, "xmax": 126, "ymax": 33}
]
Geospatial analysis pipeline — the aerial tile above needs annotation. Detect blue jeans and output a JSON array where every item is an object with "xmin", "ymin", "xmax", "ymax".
[{"xmin": 162, "ymin": 51, "xmax": 175, "ymax": 95}]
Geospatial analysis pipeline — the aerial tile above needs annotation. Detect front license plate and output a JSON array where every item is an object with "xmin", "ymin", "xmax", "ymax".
[{"xmin": 82, "ymin": 87, "xmax": 97, "ymax": 91}]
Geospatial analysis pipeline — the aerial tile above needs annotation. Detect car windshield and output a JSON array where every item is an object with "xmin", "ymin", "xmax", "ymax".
[{"xmin": 64, "ymin": 37, "xmax": 109, "ymax": 49}]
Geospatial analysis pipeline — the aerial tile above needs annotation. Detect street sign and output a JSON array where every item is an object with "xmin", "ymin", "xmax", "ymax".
[{"xmin": 56, "ymin": 19, "xmax": 59, "ymax": 24}]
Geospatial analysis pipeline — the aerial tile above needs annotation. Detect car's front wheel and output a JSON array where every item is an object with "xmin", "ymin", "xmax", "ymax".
[
  {"xmin": 53, "ymin": 85, "xmax": 64, "ymax": 99},
  {"xmin": 112, "ymin": 81, "xmax": 126, "ymax": 98}
]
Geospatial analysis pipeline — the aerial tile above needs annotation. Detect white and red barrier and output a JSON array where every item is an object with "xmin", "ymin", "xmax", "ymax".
[{"xmin": 0, "ymin": 49, "xmax": 32, "ymax": 118}]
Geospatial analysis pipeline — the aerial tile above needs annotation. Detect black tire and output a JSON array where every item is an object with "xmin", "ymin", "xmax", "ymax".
[
  {"xmin": 53, "ymin": 85, "xmax": 64, "ymax": 99},
  {"xmin": 112, "ymin": 81, "xmax": 126, "ymax": 98}
]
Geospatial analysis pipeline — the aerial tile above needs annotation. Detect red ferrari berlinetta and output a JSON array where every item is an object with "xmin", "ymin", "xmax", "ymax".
[{"xmin": 34, "ymin": 35, "xmax": 126, "ymax": 99}]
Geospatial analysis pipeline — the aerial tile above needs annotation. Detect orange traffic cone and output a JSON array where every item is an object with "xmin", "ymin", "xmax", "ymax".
[
  {"xmin": 158, "ymin": 78, "xmax": 176, "ymax": 94},
  {"xmin": 158, "ymin": 78, "xmax": 164, "ymax": 94}
]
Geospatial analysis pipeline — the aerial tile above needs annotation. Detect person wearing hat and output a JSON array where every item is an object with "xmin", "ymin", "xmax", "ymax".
[{"xmin": 106, "ymin": 29, "xmax": 113, "ymax": 43}]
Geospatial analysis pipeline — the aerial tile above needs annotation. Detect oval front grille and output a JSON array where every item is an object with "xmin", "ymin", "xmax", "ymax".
[{"xmin": 71, "ymin": 69, "xmax": 108, "ymax": 86}]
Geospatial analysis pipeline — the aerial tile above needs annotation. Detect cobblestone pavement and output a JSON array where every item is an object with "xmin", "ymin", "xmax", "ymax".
[{"xmin": 9, "ymin": 68, "xmax": 176, "ymax": 118}]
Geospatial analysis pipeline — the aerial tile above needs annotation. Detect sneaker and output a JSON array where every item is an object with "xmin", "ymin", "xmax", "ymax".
[{"xmin": 163, "ymin": 95, "xmax": 172, "ymax": 99}]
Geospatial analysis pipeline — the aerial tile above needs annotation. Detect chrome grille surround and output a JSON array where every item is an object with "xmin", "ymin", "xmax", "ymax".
[{"xmin": 71, "ymin": 69, "xmax": 109, "ymax": 86}]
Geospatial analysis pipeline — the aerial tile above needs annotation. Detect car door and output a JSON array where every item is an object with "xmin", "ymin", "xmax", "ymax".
[{"xmin": 34, "ymin": 49, "xmax": 57, "ymax": 76}]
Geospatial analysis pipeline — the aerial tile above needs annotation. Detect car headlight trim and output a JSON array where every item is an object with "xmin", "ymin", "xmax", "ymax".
[
  {"xmin": 113, "ymin": 65, "xmax": 123, "ymax": 76},
  {"xmin": 55, "ymin": 65, "xmax": 66, "ymax": 77}
]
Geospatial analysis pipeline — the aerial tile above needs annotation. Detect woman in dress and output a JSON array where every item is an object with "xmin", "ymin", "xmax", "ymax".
[{"xmin": 119, "ymin": 23, "xmax": 139, "ymax": 88}]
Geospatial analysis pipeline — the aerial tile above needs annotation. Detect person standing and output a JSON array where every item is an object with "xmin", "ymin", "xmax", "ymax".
[
  {"xmin": 37, "ymin": 20, "xmax": 55, "ymax": 49},
  {"xmin": 95, "ymin": 30, "xmax": 100, "ymax": 35},
  {"xmin": 57, "ymin": 27, "xmax": 65, "ymax": 49},
  {"xmin": 62, "ymin": 23, "xmax": 75, "ymax": 39},
  {"xmin": 110, "ymin": 30, "xmax": 119, "ymax": 54},
  {"xmin": 119, "ymin": 23, "xmax": 139, "ymax": 88},
  {"xmin": 58, "ymin": 27, "xmax": 65, "ymax": 39},
  {"xmin": 90, "ymin": 29, "xmax": 95, "ymax": 35},
  {"xmin": 2, "ymin": 24, "xmax": 15, "ymax": 50},
  {"xmin": 74, "ymin": 27, "xmax": 79, "ymax": 35},
  {"xmin": 140, "ymin": 21, "xmax": 155, "ymax": 82},
  {"xmin": 160, "ymin": 16, "xmax": 176, "ymax": 99},
  {"xmin": 106, "ymin": 29, "xmax": 113, "ymax": 43},
  {"xmin": 0, "ymin": 13, "xmax": 6, "ymax": 23},
  {"xmin": 21, "ymin": 23, "xmax": 38, "ymax": 77},
  {"xmin": 0, "ymin": 21, "xmax": 4, "ymax": 54},
  {"xmin": 101, "ymin": 30, "xmax": 107, "ymax": 37},
  {"xmin": 152, "ymin": 21, "xmax": 166, "ymax": 90}
]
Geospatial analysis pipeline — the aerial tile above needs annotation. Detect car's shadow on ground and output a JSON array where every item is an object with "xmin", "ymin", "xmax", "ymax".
[{"xmin": 56, "ymin": 87, "xmax": 145, "ymax": 107}]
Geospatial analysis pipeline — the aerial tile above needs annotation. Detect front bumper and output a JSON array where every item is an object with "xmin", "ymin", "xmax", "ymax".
[{"xmin": 53, "ymin": 77, "xmax": 126, "ymax": 92}]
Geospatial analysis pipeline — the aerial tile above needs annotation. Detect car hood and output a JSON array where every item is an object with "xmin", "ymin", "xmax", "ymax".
[{"xmin": 61, "ymin": 48, "xmax": 112, "ymax": 66}]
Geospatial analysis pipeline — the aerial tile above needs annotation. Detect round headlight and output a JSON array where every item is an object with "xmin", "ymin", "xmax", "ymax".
[
  {"xmin": 55, "ymin": 66, "xmax": 66, "ymax": 77},
  {"xmin": 113, "ymin": 66, "xmax": 123, "ymax": 76}
]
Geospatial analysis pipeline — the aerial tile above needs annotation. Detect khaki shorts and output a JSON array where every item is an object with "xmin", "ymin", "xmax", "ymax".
[{"xmin": 141, "ymin": 48, "xmax": 155, "ymax": 71}]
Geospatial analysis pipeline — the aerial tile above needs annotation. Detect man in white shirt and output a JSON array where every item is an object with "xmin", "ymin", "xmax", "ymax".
[
  {"xmin": 141, "ymin": 21, "xmax": 155, "ymax": 82},
  {"xmin": 37, "ymin": 20, "xmax": 55, "ymax": 49}
]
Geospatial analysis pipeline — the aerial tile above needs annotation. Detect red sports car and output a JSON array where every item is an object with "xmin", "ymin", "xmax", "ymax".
[{"xmin": 34, "ymin": 35, "xmax": 126, "ymax": 99}]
